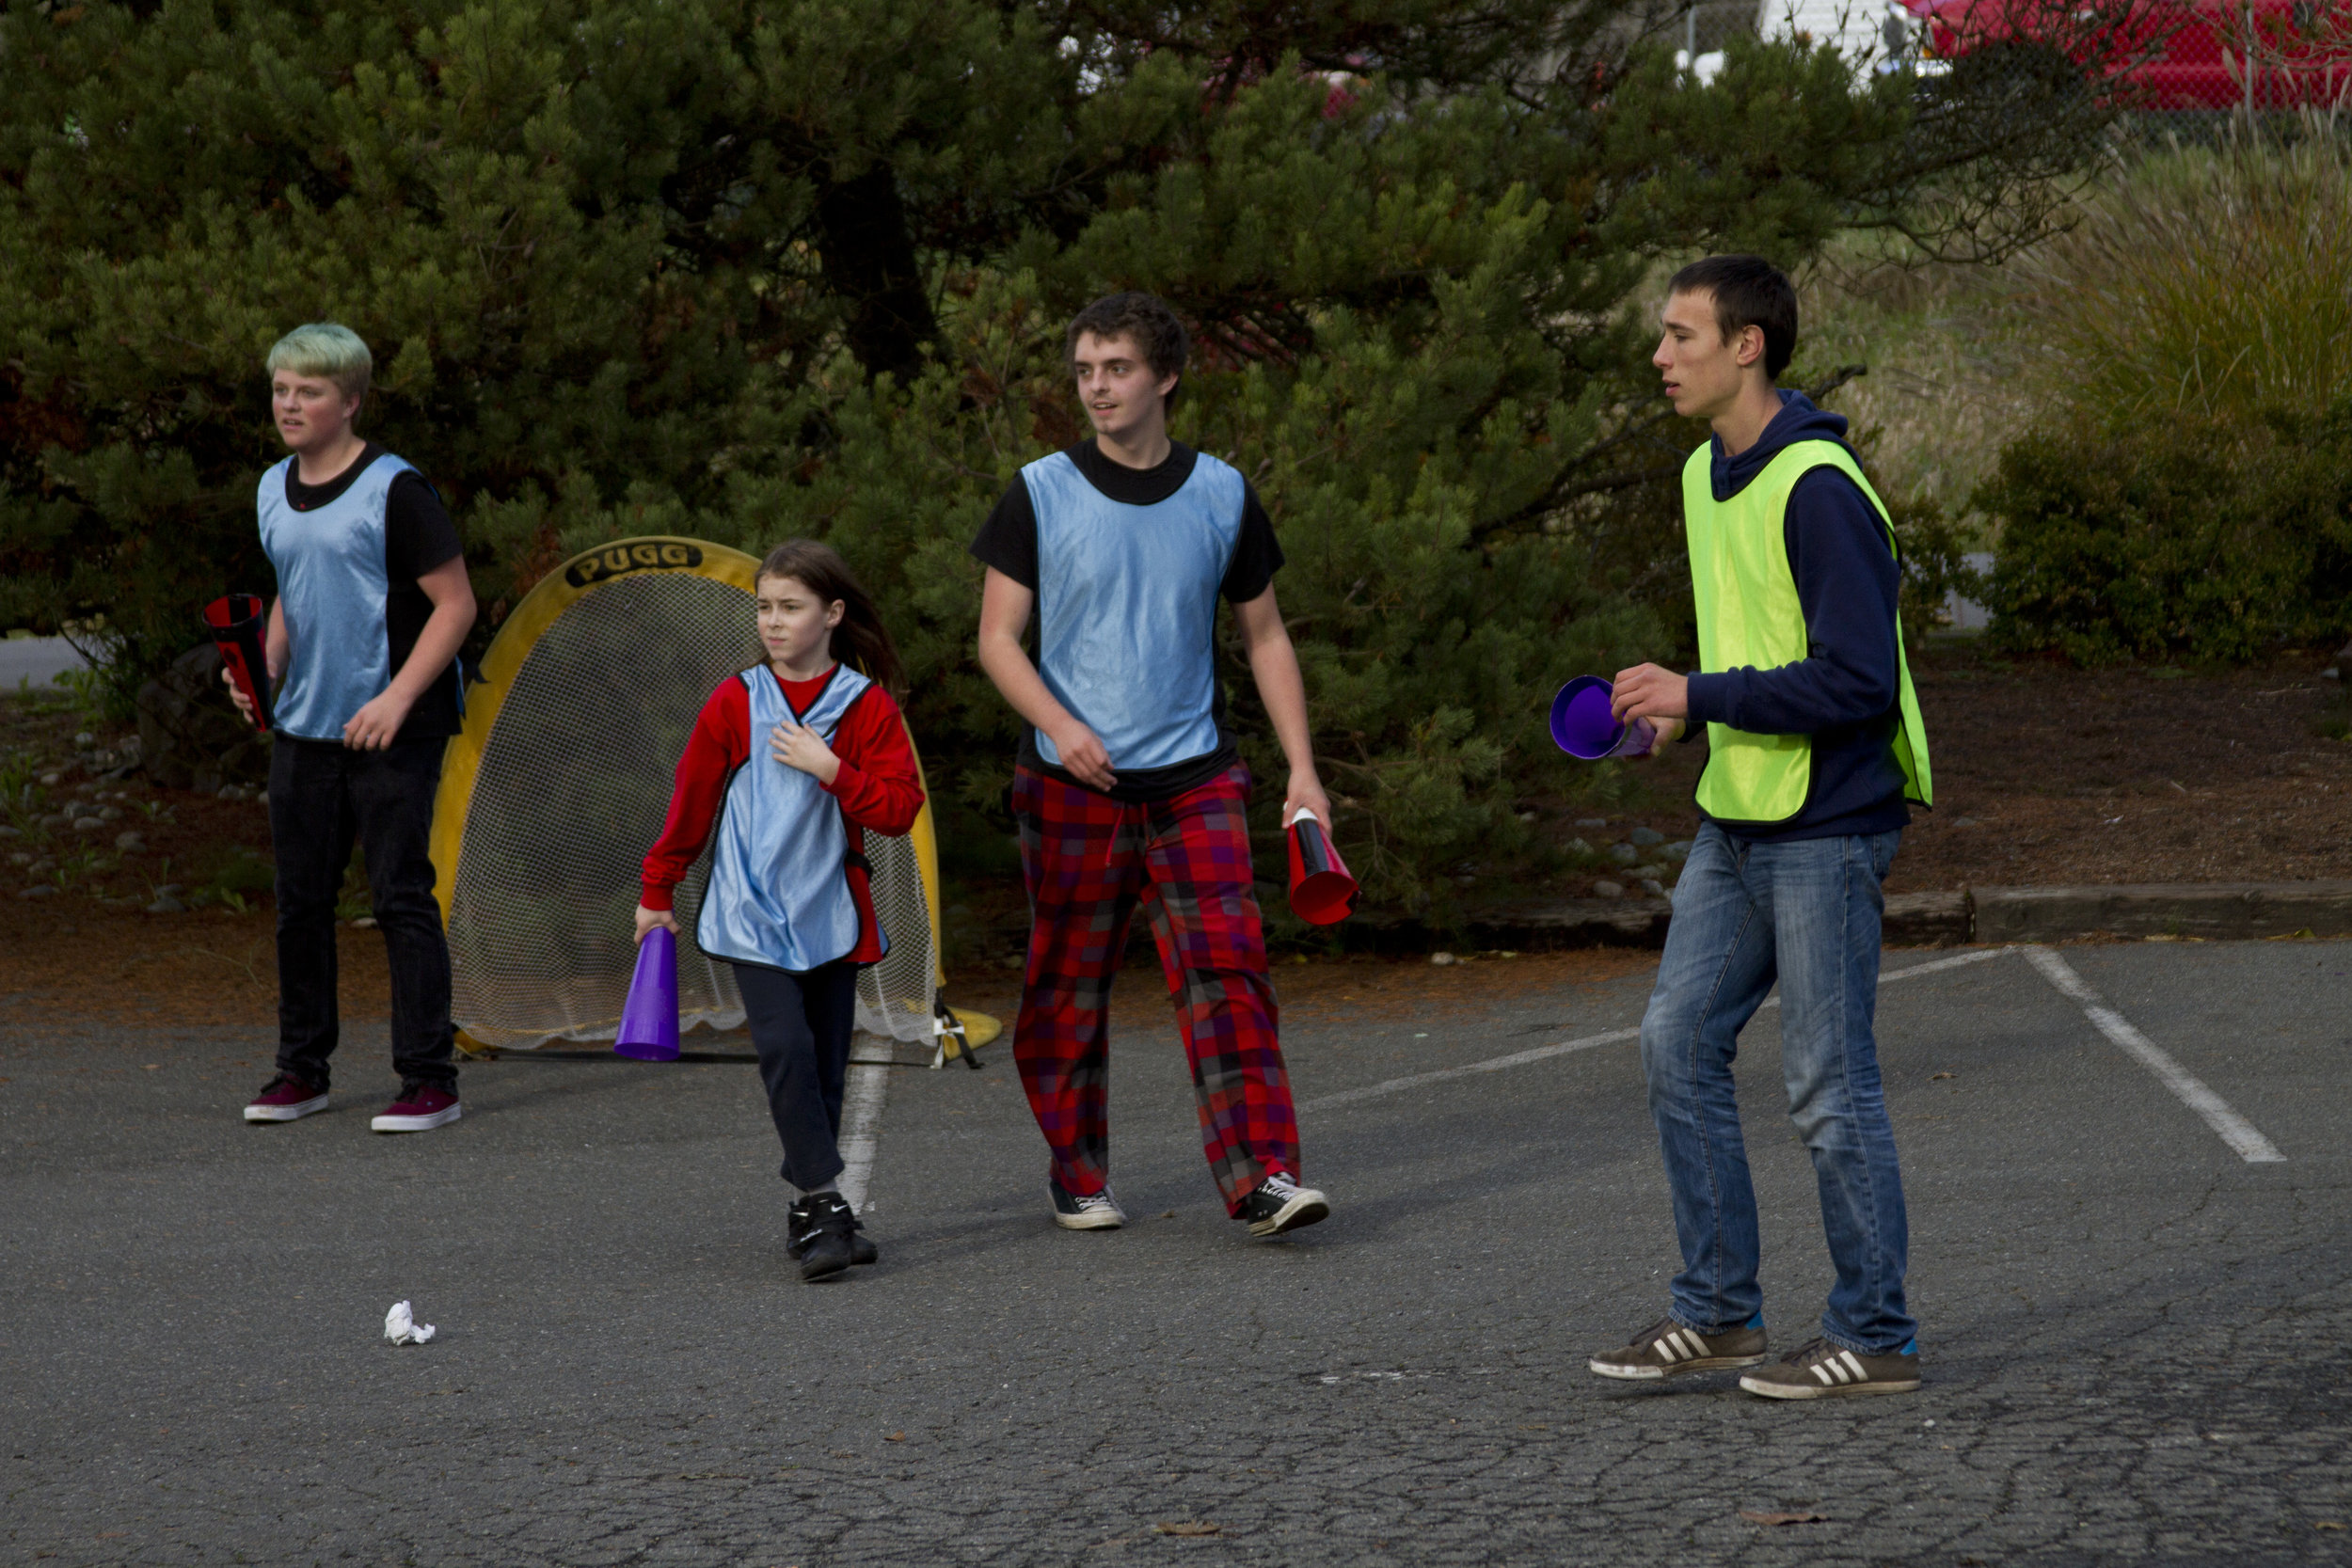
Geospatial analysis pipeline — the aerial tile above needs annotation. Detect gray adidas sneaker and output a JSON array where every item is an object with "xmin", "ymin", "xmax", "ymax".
[
  {"xmin": 1739, "ymin": 1336, "xmax": 1921, "ymax": 1399},
  {"xmin": 1589, "ymin": 1315, "xmax": 1769, "ymax": 1380}
]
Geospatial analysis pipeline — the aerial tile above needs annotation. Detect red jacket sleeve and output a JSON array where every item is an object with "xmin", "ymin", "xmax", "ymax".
[
  {"xmin": 640, "ymin": 679, "xmax": 751, "ymax": 911},
  {"xmin": 823, "ymin": 686, "xmax": 925, "ymax": 837}
]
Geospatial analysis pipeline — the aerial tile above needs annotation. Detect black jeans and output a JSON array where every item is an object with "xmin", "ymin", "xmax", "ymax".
[
  {"xmin": 269, "ymin": 736, "xmax": 456, "ymax": 1091},
  {"xmin": 732, "ymin": 959, "xmax": 859, "ymax": 1191}
]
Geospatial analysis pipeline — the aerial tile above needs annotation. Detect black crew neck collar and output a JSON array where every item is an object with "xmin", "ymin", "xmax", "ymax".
[
  {"xmin": 285, "ymin": 442, "xmax": 386, "ymax": 512},
  {"xmin": 1068, "ymin": 437, "xmax": 1199, "ymax": 508}
]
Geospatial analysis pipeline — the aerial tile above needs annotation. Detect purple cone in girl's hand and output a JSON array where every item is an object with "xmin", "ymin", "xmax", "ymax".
[{"xmin": 615, "ymin": 926, "xmax": 680, "ymax": 1061}]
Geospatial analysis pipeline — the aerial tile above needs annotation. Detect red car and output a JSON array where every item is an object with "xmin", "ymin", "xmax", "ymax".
[{"xmin": 1898, "ymin": 0, "xmax": 2352, "ymax": 111}]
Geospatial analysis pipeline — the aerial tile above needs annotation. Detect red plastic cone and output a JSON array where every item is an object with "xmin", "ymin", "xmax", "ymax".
[
  {"xmin": 1287, "ymin": 810, "xmax": 1359, "ymax": 926},
  {"xmin": 615, "ymin": 926, "xmax": 680, "ymax": 1061},
  {"xmin": 202, "ymin": 594, "xmax": 275, "ymax": 733}
]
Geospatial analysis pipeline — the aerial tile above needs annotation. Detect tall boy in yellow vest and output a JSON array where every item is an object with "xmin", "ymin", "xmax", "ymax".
[{"xmin": 1588, "ymin": 256, "xmax": 1933, "ymax": 1399}]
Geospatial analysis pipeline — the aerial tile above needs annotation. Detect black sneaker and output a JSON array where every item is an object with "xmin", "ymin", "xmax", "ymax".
[
  {"xmin": 1740, "ymin": 1336, "xmax": 1921, "ymax": 1399},
  {"xmin": 787, "ymin": 1196, "xmax": 877, "ymax": 1266},
  {"xmin": 1589, "ymin": 1314, "xmax": 1769, "ymax": 1380},
  {"xmin": 1049, "ymin": 1178, "xmax": 1126, "ymax": 1230},
  {"xmin": 1239, "ymin": 1172, "xmax": 1329, "ymax": 1238},
  {"xmin": 793, "ymin": 1194, "xmax": 861, "ymax": 1281}
]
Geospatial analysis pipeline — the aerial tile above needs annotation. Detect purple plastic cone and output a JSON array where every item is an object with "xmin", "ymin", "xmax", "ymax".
[
  {"xmin": 1549, "ymin": 675, "xmax": 1657, "ymax": 761},
  {"xmin": 614, "ymin": 926, "xmax": 680, "ymax": 1061}
]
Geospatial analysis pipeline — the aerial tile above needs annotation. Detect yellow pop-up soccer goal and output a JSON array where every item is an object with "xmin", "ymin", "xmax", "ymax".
[{"xmin": 429, "ymin": 536, "xmax": 991, "ymax": 1059}]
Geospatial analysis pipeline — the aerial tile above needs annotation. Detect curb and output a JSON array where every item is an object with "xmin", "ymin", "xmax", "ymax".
[
  {"xmin": 1968, "ymin": 882, "xmax": 2352, "ymax": 944},
  {"xmin": 1352, "ymin": 881, "xmax": 2352, "ymax": 951}
]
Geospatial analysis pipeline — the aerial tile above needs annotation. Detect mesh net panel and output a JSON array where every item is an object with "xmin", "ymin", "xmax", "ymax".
[
  {"xmin": 854, "ymin": 828, "xmax": 937, "ymax": 1043},
  {"xmin": 444, "ymin": 567, "xmax": 936, "ymax": 1048}
]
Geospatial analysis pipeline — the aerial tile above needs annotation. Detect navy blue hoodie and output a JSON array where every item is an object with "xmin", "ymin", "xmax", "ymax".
[{"xmin": 1681, "ymin": 391, "xmax": 1912, "ymax": 843}]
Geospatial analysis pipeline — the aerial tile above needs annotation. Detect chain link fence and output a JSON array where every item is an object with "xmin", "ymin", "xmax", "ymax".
[{"xmin": 1693, "ymin": 0, "xmax": 2352, "ymax": 126}]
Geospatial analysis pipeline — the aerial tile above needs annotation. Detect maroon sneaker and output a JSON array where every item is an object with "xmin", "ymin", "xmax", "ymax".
[
  {"xmin": 371, "ymin": 1079, "xmax": 462, "ymax": 1133},
  {"xmin": 244, "ymin": 1071, "xmax": 329, "ymax": 1123}
]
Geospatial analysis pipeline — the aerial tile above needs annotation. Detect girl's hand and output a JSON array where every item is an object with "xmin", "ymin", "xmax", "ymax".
[
  {"xmin": 771, "ymin": 719, "xmax": 841, "ymax": 784},
  {"xmin": 634, "ymin": 904, "xmax": 680, "ymax": 944}
]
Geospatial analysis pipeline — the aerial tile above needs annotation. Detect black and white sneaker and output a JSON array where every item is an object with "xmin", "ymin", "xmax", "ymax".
[
  {"xmin": 787, "ymin": 1196, "xmax": 877, "ymax": 1266},
  {"xmin": 1049, "ymin": 1178, "xmax": 1126, "ymax": 1230},
  {"xmin": 793, "ymin": 1193, "xmax": 864, "ymax": 1281},
  {"xmin": 1240, "ymin": 1172, "xmax": 1329, "ymax": 1238}
]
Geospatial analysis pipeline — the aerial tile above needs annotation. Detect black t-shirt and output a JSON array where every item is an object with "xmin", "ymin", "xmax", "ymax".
[
  {"xmin": 283, "ymin": 443, "xmax": 467, "ymax": 740},
  {"xmin": 970, "ymin": 439, "xmax": 1284, "ymax": 801}
]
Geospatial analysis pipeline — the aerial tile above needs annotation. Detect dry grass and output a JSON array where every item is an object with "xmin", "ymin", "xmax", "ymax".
[
  {"xmin": 1798, "ymin": 258, "xmax": 2034, "ymax": 510},
  {"xmin": 2004, "ymin": 141, "xmax": 2352, "ymax": 429},
  {"xmin": 1801, "ymin": 139, "xmax": 2352, "ymax": 513}
]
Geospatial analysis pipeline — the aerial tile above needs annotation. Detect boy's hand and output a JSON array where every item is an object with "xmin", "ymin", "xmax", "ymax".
[
  {"xmin": 771, "ymin": 719, "xmax": 841, "ymax": 785},
  {"xmin": 343, "ymin": 689, "xmax": 415, "ymax": 750},
  {"xmin": 220, "ymin": 666, "xmax": 256, "ymax": 723},
  {"xmin": 1282, "ymin": 774, "xmax": 1332, "ymax": 831},
  {"xmin": 634, "ymin": 904, "xmax": 680, "ymax": 944},
  {"xmin": 1043, "ymin": 719, "xmax": 1115, "ymax": 791},
  {"xmin": 1639, "ymin": 717, "xmax": 1686, "ymax": 752},
  {"xmin": 1611, "ymin": 663, "xmax": 1690, "ymax": 724}
]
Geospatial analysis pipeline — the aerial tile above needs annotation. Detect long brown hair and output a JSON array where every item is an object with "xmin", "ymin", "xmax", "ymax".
[{"xmin": 755, "ymin": 539, "xmax": 907, "ymax": 699}]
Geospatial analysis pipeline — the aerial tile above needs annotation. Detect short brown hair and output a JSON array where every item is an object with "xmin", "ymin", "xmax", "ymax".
[
  {"xmin": 1065, "ymin": 292, "xmax": 1189, "ymax": 411},
  {"xmin": 1667, "ymin": 255, "xmax": 1798, "ymax": 382}
]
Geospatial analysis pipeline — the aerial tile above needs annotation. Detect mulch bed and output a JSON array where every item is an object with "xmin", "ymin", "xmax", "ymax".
[
  {"xmin": 1503, "ymin": 642, "xmax": 2351, "ymax": 896},
  {"xmin": 6, "ymin": 643, "xmax": 2345, "ymax": 1026},
  {"xmin": 1882, "ymin": 647, "xmax": 2350, "ymax": 892}
]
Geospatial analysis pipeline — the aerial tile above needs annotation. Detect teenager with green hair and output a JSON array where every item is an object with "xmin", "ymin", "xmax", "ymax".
[{"xmin": 231, "ymin": 322, "xmax": 478, "ymax": 1134}]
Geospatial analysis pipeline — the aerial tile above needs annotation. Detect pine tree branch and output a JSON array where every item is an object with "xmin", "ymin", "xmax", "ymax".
[{"xmin": 1470, "ymin": 364, "xmax": 1867, "ymax": 545}]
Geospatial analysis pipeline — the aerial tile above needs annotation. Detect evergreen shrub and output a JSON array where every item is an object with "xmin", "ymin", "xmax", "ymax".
[
  {"xmin": 1975, "ymin": 406, "xmax": 2352, "ymax": 663},
  {"xmin": 1979, "ymin": 143, "xmax": 2352, "ymax": 663},
  {"xmin": 0, "ymin": 0, "xmax": 2118, "ymax": 910}
]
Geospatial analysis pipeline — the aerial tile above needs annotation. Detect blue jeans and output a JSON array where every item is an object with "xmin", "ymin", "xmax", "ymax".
[{"xmin": 1639, "ymin": 822, "xmax": 1915, "ymax": 1354}]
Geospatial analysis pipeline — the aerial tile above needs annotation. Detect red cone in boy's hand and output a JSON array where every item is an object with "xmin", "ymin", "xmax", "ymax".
[
  {"xmin": 1287, "ymin": 810, "xmax": 1358, "ymax": 926},
  {"xmin": 204, "ymin": 594, "xmax": 275, "ymax": 733}
]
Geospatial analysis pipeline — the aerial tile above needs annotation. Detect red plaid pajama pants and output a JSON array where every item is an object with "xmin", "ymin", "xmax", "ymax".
[{"xmin": 1011, "ymin": 763, "xmax": 1298, "ymax": 1215}]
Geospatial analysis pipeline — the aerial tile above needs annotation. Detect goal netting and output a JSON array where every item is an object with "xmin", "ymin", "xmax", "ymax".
[{"xmin": 429, "ymin": 537, "xmax": 946, "ymax": 1050}]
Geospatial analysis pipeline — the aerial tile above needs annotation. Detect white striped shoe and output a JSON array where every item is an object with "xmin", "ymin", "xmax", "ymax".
[
  {"xmin": 1049, "ymin": 1179, "xmax": 1127, "ymax": 1230},
  {"xmin": 1740, "ymin": 1336, "xmax": 1922, "ymax": 1399},
  {"xmin": 1588, "ymin": 1315, "xmax": 1770, "ymax": 1380}
]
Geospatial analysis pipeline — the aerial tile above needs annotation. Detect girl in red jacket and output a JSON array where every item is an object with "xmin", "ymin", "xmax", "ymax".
[{"xmin": 636, "ymin": 541, "xmax": 925, "ymax": 1281}]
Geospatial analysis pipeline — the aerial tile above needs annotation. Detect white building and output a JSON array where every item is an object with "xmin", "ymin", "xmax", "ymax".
[{"xmin": 1756, "ymin": 0, "xmax": 1910, "ymax": 72}]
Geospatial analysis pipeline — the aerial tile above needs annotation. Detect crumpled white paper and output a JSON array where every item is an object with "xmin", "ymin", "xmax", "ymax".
[{"xmin": 383, "ymin": 1300, "xmax": 437, "ymax": 1346}]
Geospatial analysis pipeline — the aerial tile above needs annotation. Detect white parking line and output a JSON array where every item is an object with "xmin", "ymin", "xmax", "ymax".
[
  {"xmin": 837, "ymin": 1047, "xmax": 894, "ymax": 1211},
  {"xmin": 1298, "ymin": 1025, "xmax": 1642, "ymax": 1112},
  {"xmin": 2023, "ymin": 945, "xmax": 2286, "ymax": 1164},
  {"xmin": 1298, "ymin": 945, "xmax": 2015, "ymax": 1114}
]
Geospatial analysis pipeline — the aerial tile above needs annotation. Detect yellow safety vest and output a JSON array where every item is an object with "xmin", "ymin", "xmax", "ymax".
[{"xmin": 1681, "ymin": 439, "xmax": 1932, "ymax": 826}]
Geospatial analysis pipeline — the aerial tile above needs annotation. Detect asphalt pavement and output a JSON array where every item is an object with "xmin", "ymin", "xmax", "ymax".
[{"xmin": 5, "ymin": 938, "xmax": 2348, "ymax": 1566}]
